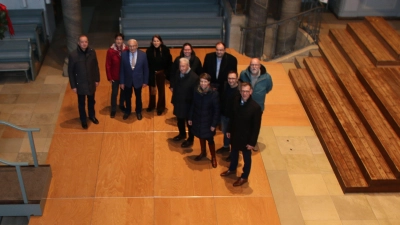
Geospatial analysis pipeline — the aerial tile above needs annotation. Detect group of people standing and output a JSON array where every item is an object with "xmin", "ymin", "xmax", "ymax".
[{"xmin": 67, "ymin": 34, "xmax": 273, "ymax": 187}]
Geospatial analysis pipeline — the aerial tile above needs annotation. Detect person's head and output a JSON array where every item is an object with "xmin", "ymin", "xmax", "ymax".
[
  {"xmin": 227, "ymin": 71, "xmax": 238, "ymax": 87},
  {"xmin": 114, "ymin": 33, "xmax": 124, "ymax": 47},
  {"xmin": 182, "ymin": 43, "xmax": 193, "ymax": 58},
  {"xmin": 127, "ymin": 39, "xmax": 138, "ymax": 53},
  {"xmin": 199, "ymin": 73, "xmax": 211, "ymax": 90},
  {"xmin": 151, "ymin": 35, "xmax": 163, "ymax": 48},
  {"xmin": 240, "ymin": 82, "xmax": 253, "ymax": 102},
  {"xmin": 250, "ymin": 58, "xmax": 261, "ymax": 75},
  {"xmin": 78, "ymin": 35, "xmax": 89, "ymax": 50},
  {"xmin": 179, "ymin": 57, "xmax": 190, "ymax": 74},
  {"xmin": 215, "ymin": 42, "xmax": 226, "ymax": 58}
]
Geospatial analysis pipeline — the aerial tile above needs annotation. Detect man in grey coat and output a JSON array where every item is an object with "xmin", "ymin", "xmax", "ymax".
[{"xmin": 68, "ymin": 35, "xmax": 100, "ymax": 129}]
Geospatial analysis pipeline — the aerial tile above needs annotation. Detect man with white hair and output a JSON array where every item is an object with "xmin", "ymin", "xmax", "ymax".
[
  {"xmin": 119, "ymin": 39, "xmax": 149, "ymax": 121},
  {"xmin": 170, "ymin": 58, "xmax": 199, "ymax": 148}
]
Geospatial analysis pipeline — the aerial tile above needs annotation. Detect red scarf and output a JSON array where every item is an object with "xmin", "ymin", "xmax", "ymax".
[{"xmin": 0, "ymin": 4, "xmax": 15, "ymax": 35}]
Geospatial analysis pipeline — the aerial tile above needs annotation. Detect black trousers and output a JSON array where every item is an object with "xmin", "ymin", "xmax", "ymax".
[
  {"xmin": 229, "ymin": 147, "xmax": 252, "ymax": 179},
  {"xmin": 78, "ymin": 94, "xmax": 95, "ymax": 122},
  {"xmin": 124, "ymin": 85, "xmax": 142, "ymax": 114},
  {"xmin": 111, "ymin": 80, "xmax": 125, "ymax": 112},
  {"xmin": 177, "ymin": 117, "xmax": 193, "ymax": 141}
]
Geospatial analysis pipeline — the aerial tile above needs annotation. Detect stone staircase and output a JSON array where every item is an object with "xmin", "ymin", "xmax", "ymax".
[
  {"xmin": 120, "ymin": 0, "xmax": 224, "ymax": 47},
  {"xmin": 289, "ymin": 17, "xmax": 400, "ymax": 193}
]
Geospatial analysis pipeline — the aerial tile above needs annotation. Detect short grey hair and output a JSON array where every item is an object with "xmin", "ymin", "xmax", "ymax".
[{"xmin": 179, "ymin": 57, "xmax": 190, "ymax": 66}]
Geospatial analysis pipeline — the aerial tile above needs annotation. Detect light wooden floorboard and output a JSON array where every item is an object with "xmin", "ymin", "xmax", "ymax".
[{"xmin": 29, "ymin": 48, "xmax": 310, "ymax": 224}]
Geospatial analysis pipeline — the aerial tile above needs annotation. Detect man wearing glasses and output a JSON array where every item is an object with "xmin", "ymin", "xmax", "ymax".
[
  {"xmin": 239, "ymin": 58, "xmax": 273, "ymax": 151},
  {"xmin": 220, "ymin": 82, "xmax": 262, "ymax": 186}
]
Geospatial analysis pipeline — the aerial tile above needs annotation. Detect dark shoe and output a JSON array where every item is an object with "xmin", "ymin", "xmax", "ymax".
[
  {"xmin": 123, "ymin": 113, "xmax": 130, "ymax": 120},
  {"xmin": 181, "ymin": 140, "xmax": 193, "ymax": 148},
  {"xmin": 211, "ymin": 157, "xmax": 217, "ymax": 168},
  {"xmin": 172, "ymin": 135, "xmax": 186, "ymax": 142},
  {"xmin": 225, "ymin": 154, "xmax": 231, "ymax": 162},
  {"xmin": 194, "ymin": 152, "xmax": 206, "ymax": 161},
  {"xmin": 119, "ymin": 105, "xmax": 126, "ymax": 111},
  {"xmin": 216, "ymin": 146, "xmax": 230, "ymax": 154},
  {"xmin": 136, "ymin": 113, "xmax": 142, "ymax": 120},
  {"xmin": 233, "ymin": 178, "xmax": 248, "ymax": 187},
  {"xmin": 157, "ymin": 109, "xmax": 163, "ymax": 116},
  {"xmin": 89, "ymin": 117, "xmax": 99, "ymax": 124},
  {"xmin": 81, "ymin": 121, "xmax": 88, "ymax": 129},
  {"xmin": 220, "ymin": 170, "xmax": 236, "ymax": 176},
  {"xmin": 146, "ymin": 107, "xmax": 154, "ymax": 112},
  {"xmin": 110, "ymin": 111, "xmax": 116, "ymax": 118}
]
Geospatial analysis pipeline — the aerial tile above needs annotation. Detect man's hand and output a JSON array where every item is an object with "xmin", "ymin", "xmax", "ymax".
[
  {"xmin": 120, "ymin": 84, "xmax": 125, "ymax": 90},
  {"xmin": 226, "ymin": 133, "xmax": 230, "ymax": 139},
  {"xmin": 95, "ymin": 82, "xmax": 99, "ymax": 87},
  {"xmin": 246, "ymin": 144, "xmax": 254, "ymax": 151},
  {"xmin": 72, "ymin": 88, "xmax": 77, "ymax": 93}
]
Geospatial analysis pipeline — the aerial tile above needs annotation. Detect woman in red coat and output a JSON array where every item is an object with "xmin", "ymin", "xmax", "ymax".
[{"xmin": 105, "ymin": 33, "xmax": 128, "ymax": 118}]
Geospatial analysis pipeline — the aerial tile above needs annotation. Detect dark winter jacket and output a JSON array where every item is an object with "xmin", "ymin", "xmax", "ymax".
[
  {"xmin": 228, "ymin": 95, "xmax": 262, "ymax": 149},
  {"xmin": 189, "ymin": 87, "xmax": 220, "ymax": 139},
  {"xmin": 203, "ymin": 52, "xmax": 237, "ymax": 93},
  {"xmin": 170, "ymin": 69, "xmax": 199, "ymax": 118},
  {"xmin": 171, "ymin": 50, "xmax": 203, "ymax": 77},
  {"xmin": 68, "ymin": 45, "xmax": 100, "ymax": 95},
  {"xmin": 220, "ymin": 82, "xmax": 241, "ymax": 118},
  {"xmin": 146, "ymin": 44, "xmax": 172, "ymax": 84}
]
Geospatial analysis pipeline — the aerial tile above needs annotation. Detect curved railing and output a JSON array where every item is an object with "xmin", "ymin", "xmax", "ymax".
[
  {"xmin": 239, "ymin": 5, "xmax": 324, "ymax": 60},
  {"xmin": 0, "ymin": 120, "xmax": 40, "ymax": 167}
]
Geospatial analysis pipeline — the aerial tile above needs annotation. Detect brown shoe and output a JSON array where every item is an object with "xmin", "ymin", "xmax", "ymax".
[
  {"xmin": 220, "ymin": 170, "xmax": 236, "ymax": 176},
  {"xmin": 209, "ymin": 142, "xmax": 217, "ymax": 168},
  {"xmin": 233, "ymin": 178, "xmax": 248, "ymax": 186}
]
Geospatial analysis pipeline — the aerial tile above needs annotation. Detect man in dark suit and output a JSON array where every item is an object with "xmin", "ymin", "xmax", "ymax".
[
  {"xmin": 119, "ymin": 39, "xmax": 149, "ymax": 120},
  {"xmin": 68, "ymin": 35, "xmax": 100, "ymax": 129},
  {"xmin": 203, "ymin": 42, "xmax": 238, "ymax": 94},
  {"xmin": 220, "ymin": 82, "xmax": 262, "ymax": 186}
]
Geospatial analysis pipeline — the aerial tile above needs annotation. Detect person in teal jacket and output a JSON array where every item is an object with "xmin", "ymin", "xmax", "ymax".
[{"xmin": 239, "ymin": 58, "xmax": 273, "ymax": 111}]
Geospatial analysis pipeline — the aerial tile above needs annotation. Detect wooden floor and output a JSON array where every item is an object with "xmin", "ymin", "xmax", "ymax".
[{"xmin": 29, "ymin": 48, "xmax": 308, "ymax": 224}]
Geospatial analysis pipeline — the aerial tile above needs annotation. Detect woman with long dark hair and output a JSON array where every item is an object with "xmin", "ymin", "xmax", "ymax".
[{"xmin": 146, "ymin": 35, "xmax": 172, "ymax": 115}]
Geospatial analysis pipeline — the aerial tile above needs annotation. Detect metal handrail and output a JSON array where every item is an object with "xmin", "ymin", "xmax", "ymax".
[
  {"xmin": 0, "ymin": 120, "xmax": 40, "ymax": 167},
  {"xmin": 239, "ymin": 5, "xmax": 324, "ymax": 60},
  {"xmin": 0, "ymin": 159, "xmax": 29, "ymax": 204}
]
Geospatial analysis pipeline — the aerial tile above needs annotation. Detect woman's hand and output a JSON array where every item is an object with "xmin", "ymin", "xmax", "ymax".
[
  {"xmin": 188, "ymin": 120, "xmax": 192, "ymax": 125},
  {"xmin": 210, "ymin": 126, "xmax": 215, "ymax": 132}
]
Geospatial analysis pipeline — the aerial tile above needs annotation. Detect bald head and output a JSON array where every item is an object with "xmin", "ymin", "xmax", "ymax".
[
  {"xmin": 250, "ymin": 58, "xmax": 261, "ymax": 75},
  {"xmin": 128, "ymin": 39, "xmax": 138, "ymax": 53}
]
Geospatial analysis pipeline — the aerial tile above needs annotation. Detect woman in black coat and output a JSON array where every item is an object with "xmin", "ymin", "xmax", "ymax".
[
  {"xmin": 170, "ymin": 43, "xmax": 202, "ymax": 77},
  {"xmin": 146, "ymin": 35, "xmax": 172, "ymax": 115},
  {"xmin": 188, "ymin": 73, "xmax": 220, "ymax": 168}
]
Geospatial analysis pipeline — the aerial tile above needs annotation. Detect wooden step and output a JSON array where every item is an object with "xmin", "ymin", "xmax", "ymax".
[
  {"xmin": 322, "ymin": 61, "xmax": 400, "ymax": 178},
  {"xmin": 329, "ymin": 29, "xmax": 375, "ymax": 71},
  {"xmin": 364, "ymin": 17, "xmax": 400, "ymax": 60},
  {"xmin": 309, "ymin": 49, "xmax": 321, "ymax": 57},
  {"xmin": 289, "ymin": 68, "xmax": 368, "ymax": 192},
  {"xmin": 318, "ymin": 34, "xmax": 354, "ymax": 75},
  {"xmin": 347, "ymin": 22, "xmax": 400, "ymax": 66},
  {"xmin": 294, "ymin": 56, "xmax": 307, "ymax": 68},
  {"xmin": 356, "ymin": 67, "xmax": 400, "ymax": 135},
  {"xmin": 304, "ymin": 57, "xmax": 397, "ymax": 184}
]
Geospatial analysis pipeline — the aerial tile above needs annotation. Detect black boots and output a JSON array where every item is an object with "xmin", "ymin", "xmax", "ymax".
[{"xmin": 194, "ymin": 138, "xmax": 207, "ymax": 161}]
